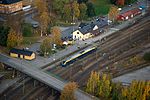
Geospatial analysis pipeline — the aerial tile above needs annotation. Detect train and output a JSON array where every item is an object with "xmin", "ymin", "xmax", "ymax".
[{"xmin": 61, "ymin": 46, "xmax": 97, "ymax": 67}]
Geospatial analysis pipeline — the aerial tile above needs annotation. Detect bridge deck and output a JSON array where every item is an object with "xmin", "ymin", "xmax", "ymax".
[{"xmin": 0, "ymin": 54, "xmax": 95, "ymax": 100}]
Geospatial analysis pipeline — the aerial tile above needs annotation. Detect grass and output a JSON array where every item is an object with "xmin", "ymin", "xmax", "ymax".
[
  {"xmin": 91, "ymin": 0, "xmax": 111, "ymax": 15},
  {"xmin": 22, "ymin": 36, "xmax": 41, "ymax": 46}
]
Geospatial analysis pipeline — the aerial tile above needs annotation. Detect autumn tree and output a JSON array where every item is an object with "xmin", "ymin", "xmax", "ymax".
[
  {"xmin": 34, "ymin": 0, "xmax": 50, "ymax": 36},
  {"xmin": 108, "ymin": 5, "xmax": 119, "ymax": 22},
  {"xmin": 98, "ymin": 73, "xmax": 112, "ymax": 98},
  {"xmin": 72, "ymin": 1, "xmax": 80, "ymax": 20},
  {"xmin": 121, "ymin": 80, "xmax": 150, "ymax": 100},
  {"xmin": 40, "ymin": 37, "xmax": 52, "ymax": 56},
  {"xmin": 51, "ymin": 26, "xmax": 62, "ymax": 46},
  {"xmin": 79, "ymin": 3, "xmax": 87, "ymax": 20},
  {"xmin": 116, "ymin": 0, "xmax": 125, "ymax": 6},
  {"xmin": 86, "ymin": 72, "xmax": 112, "ymax": 98},
  {"xmin": 86, "ymin": 71, "xmax": 100, "ymax": 95},
  {"xmin": 7, "ymin": 29, "xmax": 23, "ymax": 48},
  {"xmin": 60, "ymin": 82, "xmax": 78, "ymax": 100},
  {"xmin": 5, "ymin": 14, "xmax": 22, "ymax": 33}
]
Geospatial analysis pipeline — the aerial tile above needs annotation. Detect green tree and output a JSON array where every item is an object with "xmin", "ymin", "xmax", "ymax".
[
  {"xmin": 86, "ymin": 2, "xmax": 96, "ymax": 17},
  {"xmin": 7, "ymin": 29, "xmax": 23, "ymax": 48},
  {"xmin": 0, "ymin": 26, "xmax": 10, "ymax": 46},
  {"xmin": 40, "ymin": 37, "xmax": 52, "ymax": 56},
  {"xmin": 60, "ymin": 82, "xmax": 78, "ymax": 100},
  {"xmin": 52, "ymin": 0, "xmax": 70, "ymax": 14},
  {"xmin": 63, "ymin": 4, "xmax": 72, "ymax": 22},
  {"xmin": 143, "ymin": 52, "xmax": 150, "ymax": 62},
  {"xmin": 22, "ymin": 23, "xmax": 33, "ymax": 37},
  {"xmin": 79, "ymin": 3, "xmax": 87, "ymax": 20}
]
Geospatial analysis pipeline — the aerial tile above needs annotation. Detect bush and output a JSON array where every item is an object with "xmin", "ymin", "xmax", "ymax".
[
  {"xmin": 143, "ymin": 52, "xmax": 150, "ymax": 62},
  {"xmin": 22, "ymin": 23, "xmax": 33, "ymax": 37}
]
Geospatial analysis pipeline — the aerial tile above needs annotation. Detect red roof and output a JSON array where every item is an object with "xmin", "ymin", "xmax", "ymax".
[{"xmin": 119, "ymin": 8, "xmax": 141, "ymax": 17}]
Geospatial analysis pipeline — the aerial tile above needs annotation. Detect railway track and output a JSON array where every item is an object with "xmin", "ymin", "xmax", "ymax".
[{"xmin": 47, "ymin": 19, "xmax": 150, "ymax": 79}]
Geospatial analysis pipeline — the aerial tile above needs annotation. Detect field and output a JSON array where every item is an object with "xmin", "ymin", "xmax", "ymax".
[{"xmin": 91, "ymin": 0, "xmax": 111, "ymax": 15}]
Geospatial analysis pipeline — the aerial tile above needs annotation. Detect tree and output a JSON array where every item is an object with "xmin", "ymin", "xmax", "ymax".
[
  {"xmin": 86, "ymin": 71, "xmax": 100, "ymax": 95},
  {"xmin": 34, "ymin": 0, "xmax": 47, "ymax": 14},
  {"xmin": 78, "ymin": 0, "xmax": 89, "ymax": 4},
  {"xmin": 143, "ymin": 52, "xmax": 150, "ymax": 62},
  {"xmin": 40, "ymin": 37, "xmax": 52, "ymax": 56},
  {"xmin": 72, "ymin": 1, "xmax": 80, "ymax": 20},
  {"xmin": 79, "ymin": 3, "xmax": 87, "ymax": 20},
  {"xmin": 108, "ymin": 5, "xmax": 119, "ymax": 22},
  {"xmin": 51, "ymin": 26, "xmax": 62, "ymax": 46},
  {"xmin": 116, "ymin": 0, "xmax": 125, "ymax": 6},
  {"xmin": 110, "ymin": 0, "xmax": 117, "ymax": 5},
  {"xmin": 34, "ymin": 0, "xmax": 50, "ymax": 36},
  {"xmin": 0, "ymin": 26, "xmax": 10, "ymax": 46},
  {"xmin": 60, "ymin": 82, "xmax": 78, "ymax": 100},
  {"xmin": 7, "ymin": 29, "xmax": 23, "ymax": 48},
  {"xmin": 98, "ymin": 73, "xmax": 112, "ymax": 98},
  {"xmin": 22, "ymin": 23, "xmax": 33, "ymax": 37},
  {"xmin": 121, "ymin": 80, "xmax": 150, "ymax": 100},
  {"xmin": 63, "ymin": 4, "xmax": 72, "ymax": 22},
  {"xmin": 52, "ymin": 0, "xmax": 70, "ymax": 14},
  {"xmin": 86, "ymin": 72, "xmax": 112, "ymax": 98},
  {"xmin": 86, "ymin": 2, "xmax": 96, "ymax": 17},
  {"xmin": 5, "ymin": 13, "xmax": 22, "ymax": 33},
  {"xmin": 39, "ymin": 11, "xmax": 50, "ymax": 36}
]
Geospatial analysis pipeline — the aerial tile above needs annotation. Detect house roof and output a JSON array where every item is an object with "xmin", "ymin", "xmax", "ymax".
[
  {"xmin": 78, "ymin": 22, "xmax": 89, "ymax": 28},
  {"xmin": 78, "ymin": 19, "xmax": 108, "ymax": 35},
  {"xmin": 10, "ymin": 48, "xmax": 34, "ymax": 56},
  {"xmin": 120, "ymin": 8, "xmax": 140, "ymax": 17},
  {"xmin": 0, "ymin": 0, "xmax": 22, "ymax": 4}
]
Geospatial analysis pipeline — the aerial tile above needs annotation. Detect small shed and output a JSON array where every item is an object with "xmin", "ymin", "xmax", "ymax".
[{"xmin": 9, "ymin": 48, "xmax": 36, "ymax": 60}]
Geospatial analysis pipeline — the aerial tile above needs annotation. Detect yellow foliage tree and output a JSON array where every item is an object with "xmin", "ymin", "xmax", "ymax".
[
  {"xmin": 60, "ymin": 82, "xmax": 78, "ymax": 100},
  {"xmin": 34, "ymin": 0, "xmax": 50, "ymax": 36},
  {"xmin": 121, "ymin": 80, "xmax": 150, "ymax": 100},
  {"xmin": 86, "ymin": 71, "xmax": 100, "ymax": 95},
  {"xmin": 108, "ymin": 5, "xmax": 119, "ymax": 22},
  {"xmin": 51, "ymin": 26, "xmax": 62, "ymax": 46},
  {"xmin": 7, "ymin": 29, "xmax": 23, "ymax": 48},
  {"xmin": 72, "ymin": 1, "xmax": 80, "ymax": 19}
]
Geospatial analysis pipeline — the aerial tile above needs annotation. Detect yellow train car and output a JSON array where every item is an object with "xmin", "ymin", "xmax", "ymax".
[{"xmin": 9, "ymin": 48, "xmax": 36, "ymax": 60}]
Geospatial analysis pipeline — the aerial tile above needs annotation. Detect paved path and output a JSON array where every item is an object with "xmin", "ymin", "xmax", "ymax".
[{"xmin": 112, "ymin": 66, "xmax": 150, "ymax": 84}]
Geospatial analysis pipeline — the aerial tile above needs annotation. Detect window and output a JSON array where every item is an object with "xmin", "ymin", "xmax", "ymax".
[{"xmin": 77, "ymin": 32, "xmax": 79, "ymax": 34}]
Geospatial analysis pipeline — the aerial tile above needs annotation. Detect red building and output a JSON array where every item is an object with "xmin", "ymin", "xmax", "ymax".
[{"xmin": 117, "ymin": 8, "xmax": 142, "ymax": 21}]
